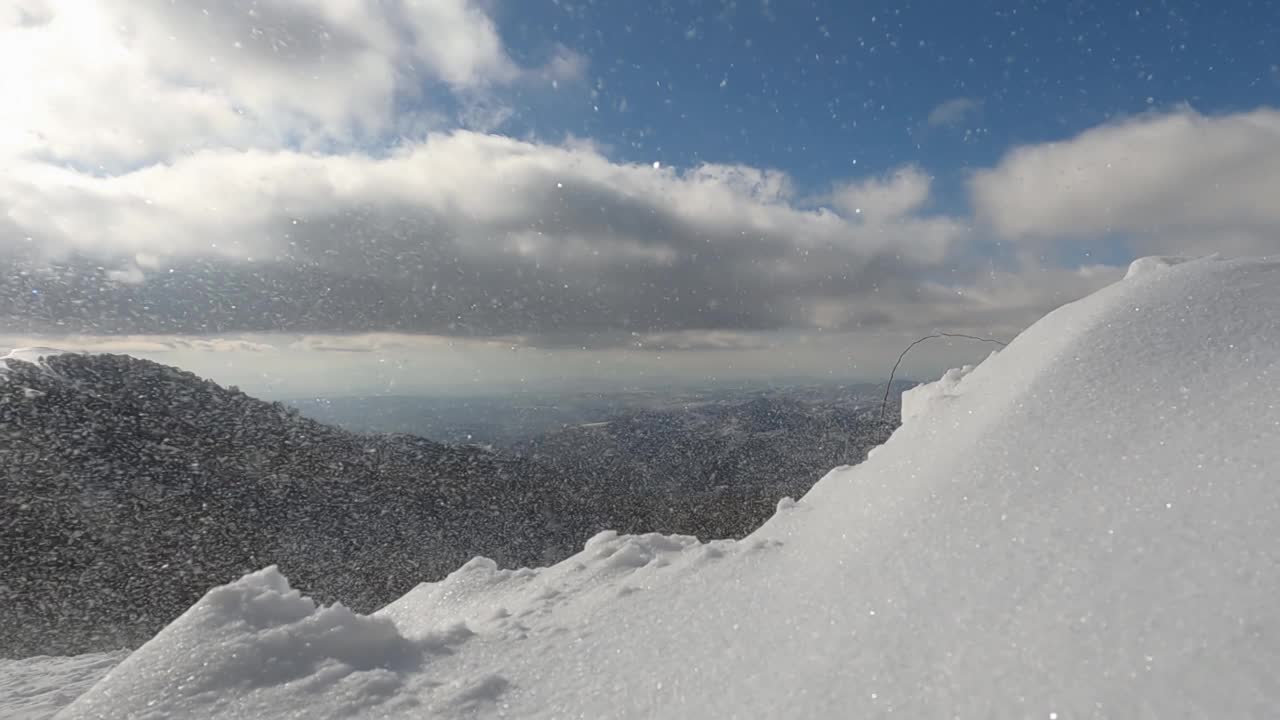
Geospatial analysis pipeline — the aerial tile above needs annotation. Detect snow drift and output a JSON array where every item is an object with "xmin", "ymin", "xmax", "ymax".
[
  {"xmin": 0, "ymin": 651, "xmax": 124, "ymax": 720},
  {"xmin": 52, "ymin": 256, "xmax": 1280, "ymax": 718}
]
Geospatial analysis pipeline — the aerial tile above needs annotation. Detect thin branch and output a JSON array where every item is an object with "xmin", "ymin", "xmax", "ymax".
[{"xmin": 878, "ymin": 333, "xmax": 1008, "ymax": 423}]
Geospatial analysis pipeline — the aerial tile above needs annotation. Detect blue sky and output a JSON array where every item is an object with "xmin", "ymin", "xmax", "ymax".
[
  {"xmin": 4, "ymin": 0, "xmax": 1280, "ymax": 396},
  {"xmin": 494, "ymin": 0, "xmax": 1280, "ymax": 201}
]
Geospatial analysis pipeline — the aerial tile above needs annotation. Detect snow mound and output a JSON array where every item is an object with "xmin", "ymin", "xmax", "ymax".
[
  {"xmin": 55, "ymin": 567, "xmax": 430, "ymax": 719},
  {"xmin": 379, "ymin": 530, "xmax": 772, "ymax": 642},
  {"xmin": 53, "ymin": 256, "xmax": 1280, "ymax": 718},
  {"xmin": 899, "ymin": 362, "xmax": 980, "ymax": 424},
  {"xmin": 1123, "ymin": 254, "xmax": 1196, "ymax": 279},
  {"xmin": 0, "ymin": 651, "xmax": 125, "ymax": 720}
]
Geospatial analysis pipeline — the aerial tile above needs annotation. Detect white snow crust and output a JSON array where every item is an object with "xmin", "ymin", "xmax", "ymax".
[
  {"xmin": 899, "ymin": 361, "xmax": 978, "ymax": 425},
  {"xmin": 42, "ymin": 256, "xmax": 1280, "ymax": 718},
  {"xmin": 1122, "ymin": 254, "xmax": 1196, "ymax": 279},
  {"xmin": 0, "ymin": 651, "xmax": 125, "ymax": 720}
]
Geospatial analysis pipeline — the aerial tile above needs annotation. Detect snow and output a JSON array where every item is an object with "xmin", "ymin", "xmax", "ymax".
[
  {"xmin": 1122, "ymin": 254, "xmax": 1196, "ymax": 279},
  {"xmin": 37, "ymin": 255, "xmax": 1280, "ymax": 717},
  {"xmin": 898, "ymin": 361, "xmax": 979, "ymax": 424},
  {"xmin": 0, "ymin": 652, "xmax": 125, "ymax": 720},
  {"xmin": 54, "ymin": 567, "xmax": 427, "ymax": 719}
]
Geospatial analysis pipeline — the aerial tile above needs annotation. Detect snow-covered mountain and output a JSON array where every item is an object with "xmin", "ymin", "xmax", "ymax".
[
  {"xmin": 2, "ymin": 352, "xmax": 893, "ymax": 661},
  {"xmin": 0, "ymin": 352, "xmax": 607, "ymax": 657},
  {"xmin": 28, "ymin": 255, "xmax": 1280, "ymax": 718}
]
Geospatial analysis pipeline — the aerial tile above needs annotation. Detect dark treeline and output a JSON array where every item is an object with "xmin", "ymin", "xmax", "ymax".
[{"xmin": 1, "ymin": 354, "xmax": 895, "ymax": 657}]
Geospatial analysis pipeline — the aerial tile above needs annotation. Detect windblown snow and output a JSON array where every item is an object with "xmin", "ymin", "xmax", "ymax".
[
  {"xmin": 23, "ymin": 255, "xmax": 1280, "ymax": 718},
  {"xmin": 0, "ymin": 652, "xmax": 125, "ymax": 720}
]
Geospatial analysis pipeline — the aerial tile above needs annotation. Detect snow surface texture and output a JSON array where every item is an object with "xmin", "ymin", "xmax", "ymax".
[
  {"xmin": 50, "ymin": 255, "xmax": 1280, "ymax": 718},
  {"xmin": 898, "ymin": 361, "xmax": 979, "ymax": 425},
  {"xmin": 1122, "ymin": 254, "xmax": 1195, "ymax": 280},
  {"xmin": 0, "ymin": 652, "xmax": 125, "ymax": 720}
]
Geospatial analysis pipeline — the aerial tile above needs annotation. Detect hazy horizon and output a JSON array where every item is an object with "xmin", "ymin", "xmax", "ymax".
[{"xmin": 4, "ymin": 331, "xmax": 948, "ymax": 400}]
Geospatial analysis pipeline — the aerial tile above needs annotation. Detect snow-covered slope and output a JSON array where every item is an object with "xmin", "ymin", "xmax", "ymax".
[
  {"xmin": 0, "ymin": 652, "xmax": 124, "ymax": 720},
  {"xmin": 52, "ymin": 256, "xmax": 1280, "ymax": 718}
]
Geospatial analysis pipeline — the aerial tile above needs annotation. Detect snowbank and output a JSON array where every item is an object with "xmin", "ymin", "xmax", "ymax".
[
  {"xmin": 0, "ymin": 652, "xmax": 124, "ymax": 720},
  {"xmin": 1122, "ymin": 254, "xmax": 1195, "ymax": 279},
  {"xmin": 899, "ymin": 362, "xmax": 979, "ymax": 425},
  {"xmin": 55, "ymin": 567, "xmax": 432, "ymax": 719},
  {"xmin": 53, "ymin": 256, "xmax": 1280, "ymax": 718}
]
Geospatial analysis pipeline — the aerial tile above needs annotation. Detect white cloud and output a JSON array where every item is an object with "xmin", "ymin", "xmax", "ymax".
[
  {"xmin": 628, "ymin": 330, "xmax": 774, "ymax": 352},
  {"xmin": 926, "ymin": 97, "xmax": 980, "ymax": 128},
  {"xmin": 830, "ymin": 166, "xmax": 933, "ymax": 223},
  {"xmin": 0, "ymin": 0, "xmax": 582, "ymax": 168},
  {"xmin": 916, "ymin": 263, "xmax": 1122, "ymax": 335},
  {"xmin": 0, "ymin": 133, "xmax": 974, "ymax": 339},
  {"xmin": 970, "ymin": 107, "xmax": 1280, "ymax": 256},
  {"xmin": 288, "ymin": 334, "xmax": 461, "ymax": 353},
  {"xmin": 0, "ymin": 334, "xmax": 277, "ymax": 354},
  {"xmin": 2, "ymin": 135, "xmax": 946, "ymax": 272},
  {"xmin": 1, "ymin": 0, "xmax": 1196, "ymax": 365}
]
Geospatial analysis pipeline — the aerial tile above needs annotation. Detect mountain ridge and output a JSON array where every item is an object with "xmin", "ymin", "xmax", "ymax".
[
  {"xmin": 2, "ymin": 351, "xmax": 894, "ymax": 657},
  {"xmin": 1, "ymin": 351, "xmax": 599, "ymax": 656}
]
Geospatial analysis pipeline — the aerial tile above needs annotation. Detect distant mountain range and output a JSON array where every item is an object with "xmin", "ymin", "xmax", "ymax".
[
  {"xmin": 289, "ymin": 381, "xmax": 914, "ymax": 447},
  {"xmin": 515, "ymin": 395, "xmax": 895, "ymax": 538},
  {"xmin": 1, "ymin": 352, "xmax": 599, "ymax": 657},
  {"xmin": 1, "ymin": 351, "xmax": 901, "ymax": 657}
]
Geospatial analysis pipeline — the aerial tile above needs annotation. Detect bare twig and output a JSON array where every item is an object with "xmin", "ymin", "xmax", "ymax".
[{"xmin": 878, "ymin": 333, "xmax": 1008, "ymax": 423}]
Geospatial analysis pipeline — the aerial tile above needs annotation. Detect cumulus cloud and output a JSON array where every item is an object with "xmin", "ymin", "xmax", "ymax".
[
  {"xmin": 10, "ymin": 0, "xmax": 1266, "ymax": 363},
  {"xmin": 970, "ymin": 107, "xmax": 1280, "ymax": 256},
  {"xmin": 912, "ymin": 264, "xmax": 1122, "ymax": 336},
  {"xmin": 830, "ymin": 166, "xmax": 933, "ymax": 223},
  {"xmin": 0, "ymin": 131, "xmax": 979, "ymax": 342},
  {"xmin": 0, "ymin": 0, "xmax": 582, "ymax": 168}
]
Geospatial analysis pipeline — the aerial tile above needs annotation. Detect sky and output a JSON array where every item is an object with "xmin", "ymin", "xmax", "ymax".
[{"xmin": 2, "ymin": 0, "xmax": 1279, "ymax": 397}]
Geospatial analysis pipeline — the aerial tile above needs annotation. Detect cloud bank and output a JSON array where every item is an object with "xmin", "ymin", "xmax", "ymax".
[
  {"xmin": 971, "ymin": 108, "xmax": 1280, "ymax": 257},
  {"xmin": 2, "ymin": 133, "xmax": 980, "ymax": 341},
  {"xmin": 4, "ymin": 3, "xmax": 1280, "ymax": 359}
]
